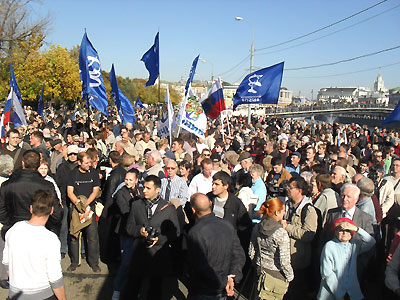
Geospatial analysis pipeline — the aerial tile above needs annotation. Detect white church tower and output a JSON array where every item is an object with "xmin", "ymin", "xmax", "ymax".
[{"xmin": 374, "ymin": 72, "xmax": 387, "ymax": 92}]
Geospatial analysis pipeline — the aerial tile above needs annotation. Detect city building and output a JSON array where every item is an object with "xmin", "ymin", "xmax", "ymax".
[
  {"xmin": 317, "ymin": 87, "xmax": 358, "ymax": 103},
  {"xmin": 374, "ymin": 73, "xmax": 387, "ymax": 93},
  {"xmin": 317, "ymin": 72, "xmax": 390, "ymax": 105},
  {"xmin": 389, "ymin": 87, "xmax": 400, "ymax": 106}
]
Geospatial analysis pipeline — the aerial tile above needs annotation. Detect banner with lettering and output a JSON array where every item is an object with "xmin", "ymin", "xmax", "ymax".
[{"xmin": 79, "ymin": 32, "xmax": 108, "ymax": 115}]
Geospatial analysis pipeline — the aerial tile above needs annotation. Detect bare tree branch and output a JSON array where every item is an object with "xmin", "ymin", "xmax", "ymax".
[{"xmin": 0, "ymin": 0, "xmax": 51, "ymax": 57}]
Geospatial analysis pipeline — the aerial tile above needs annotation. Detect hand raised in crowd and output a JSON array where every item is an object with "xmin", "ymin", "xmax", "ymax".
[{"xmin": 339, "ymin": 221, "xmax": 358, "ymax": 233}]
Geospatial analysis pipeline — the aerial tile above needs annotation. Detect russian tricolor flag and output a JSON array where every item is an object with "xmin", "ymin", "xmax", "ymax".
[
  {"xmin": 200, "ymin": 80, "xmax": 226, "ymax": 120},
  {"xmin": 1, "ymin": 88, "xmax": 27, "ymax": 138}
]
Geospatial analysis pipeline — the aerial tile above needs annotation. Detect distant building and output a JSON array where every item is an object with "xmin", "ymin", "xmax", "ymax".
[
  {"xmin": 317, "ymin": 87, "xmax": 358, "ymax": 103},
  {"xmin": 278, "ymin": 87, "xmax": 292, "ymax": 106},
  {"xmin": 221, "ymin": 81, "xmax": 292, "ymax": 108},
  {"xmin": 374, "ymin": 73, "xmax": 387, "ymax": 93},
  {"xmin": 292, "ymin": 96, "xmax": 308, "ymax": 105},
  {"xmin": 389, "ymin": 87, "xmax": 400, "ymax": 106}
]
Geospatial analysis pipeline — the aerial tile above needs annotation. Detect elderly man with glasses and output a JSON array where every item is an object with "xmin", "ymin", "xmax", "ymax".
[{"xmin": 160, "ymin": 160, "xmax": 189, "ymax": 207}]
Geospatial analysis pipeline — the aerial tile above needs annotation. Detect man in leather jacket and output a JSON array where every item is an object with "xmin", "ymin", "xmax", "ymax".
[{"xmin": 0, "ymin": 150, "xmax": 63, "ymax": 236}]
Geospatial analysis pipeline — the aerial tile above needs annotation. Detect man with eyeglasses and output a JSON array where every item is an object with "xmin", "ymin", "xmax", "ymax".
[
  {"xmin": 281, "ymin": 176, "xmax": 317, "ymax": 294},
  {"xmin": 160, "ymin": 160, "xmax": 189, "ymax": 206},
  {"xmin": 55, "ymin": 145, "xmax": 79, "ymax": 259},
  {"xmin": 0, "ymin": 129, "xmax": 26, "ymax": 171},
  {"xmin": 23, "ymin": 125, "xmax": 37, "ymax": 144}
]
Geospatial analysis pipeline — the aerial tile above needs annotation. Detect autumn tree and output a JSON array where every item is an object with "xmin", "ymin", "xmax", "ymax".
[{"xmin": 45, "ymin": 45, "xmax": 81, "ymax": 101}]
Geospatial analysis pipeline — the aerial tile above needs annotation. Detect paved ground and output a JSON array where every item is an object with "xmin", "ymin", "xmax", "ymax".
[
  {"xmin": 0, "ymin": 256, "xmax": 249, "ymax": 300},
  {"xmin": 0, "ymin": 254, "xmax": 394, "ymax": 300},
  {"xmin": 0, "ymin": 257, "xmax": 111, "ymax": 300}
]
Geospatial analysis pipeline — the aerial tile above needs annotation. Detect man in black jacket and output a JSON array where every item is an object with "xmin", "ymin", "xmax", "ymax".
[
  {"xmin": 101, "ymin": 151, "xmax": 126, "ymax": 218},
  {"xmin": 0, "ymin": 150, "xmax": 63, "ymax": 236},
  {"xmin": 187, "ymin": 192, "xmax": 245, "ymax": 299},
  {"xmin": 206, "ymin": 171, "xmax": 252, "ymax": 250},
  {"xmin": 99, "ymin": 151, "xmax": 126, "ymax": 263},
  {"xmin": 125, "ymin": 175, "xmax": 180, "ymax": 300}
]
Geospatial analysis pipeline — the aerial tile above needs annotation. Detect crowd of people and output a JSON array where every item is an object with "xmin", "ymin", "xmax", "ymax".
[{"xmin": 0, "ymin": 104, "xmax": 399, "ymax": 300}]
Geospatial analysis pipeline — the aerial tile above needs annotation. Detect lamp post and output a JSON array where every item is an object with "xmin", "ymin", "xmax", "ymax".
[
  {"xmin": 199, "ymin": 57, "xmax": 214, "ymax": 82},
  {"xmin": 235, "ymin": 16, "xmax": 254, "ymax": 124}
]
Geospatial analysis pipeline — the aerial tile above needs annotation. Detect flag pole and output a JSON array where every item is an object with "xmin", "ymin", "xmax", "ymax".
[
  {"xmin": 176, "ymin": 91, "xmax": 188, "ymax": 139},
  {"xmin": 0, "ymin": 114, "xmax": 4, "ymax": 139},
  {"xmin": 158, "ymin": 28, "xmax": 161, "ymax": 106},
  {"xmin": 221, "ymin": 115, "xmax": 225, "ymax": 142}
]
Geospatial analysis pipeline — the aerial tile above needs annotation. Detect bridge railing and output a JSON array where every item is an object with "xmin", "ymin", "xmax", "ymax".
[{"xmin": 262, "ymin": 103, "xmax": 395, "ymax": 114}]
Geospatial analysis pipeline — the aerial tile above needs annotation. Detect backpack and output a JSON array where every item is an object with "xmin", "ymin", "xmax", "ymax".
[{"xmin": 301, "ymin": 203, "xmax": 322, "ymax": 246}]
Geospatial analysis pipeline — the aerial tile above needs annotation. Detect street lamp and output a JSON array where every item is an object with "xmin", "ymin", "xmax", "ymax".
[
  {"xmin": 199, "ymin": 57, "xmax": 214, "ymax": 82},
  {"xmin": 235, "ymin": 16, "xmax": 254, "ymax": 124}
]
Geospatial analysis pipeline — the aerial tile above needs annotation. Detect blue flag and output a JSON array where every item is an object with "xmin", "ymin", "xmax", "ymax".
[
  {"xmin": 9, "ymin": 63, "xmax": 22, "ymax": 102},
  {"xmin": 233, "ymin": 62, "xmax": 284, "ymax": 109},
  {"xmin": 382, "ymin": 102, "xmax": 400, "ymax": 125},
  {"xmin": 79, "ymin": 32, "xmax": 108, "ymax": 116},
  {"xmin": 185, "ymin": 54, "xmax": 199, "ymax": 96},
  {"xmin": 110, "ymin": 64, "xmax": 135, "ymax": 125},
  {"xmin": 135, "ymin": 97, "xmax": 145, "ymax": 108},
  {"xmin": 38, "ymin": 83, "xmax": 45, "ymax": 117},
  {"xmin": 141, "ymin": 32, "xmax": 159, "ymax": 87}
]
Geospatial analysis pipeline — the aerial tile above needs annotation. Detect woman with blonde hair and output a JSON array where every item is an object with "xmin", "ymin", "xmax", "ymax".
[{"xmin": 249, "ymin": 198, "xmax": 294, "ymax": 300}]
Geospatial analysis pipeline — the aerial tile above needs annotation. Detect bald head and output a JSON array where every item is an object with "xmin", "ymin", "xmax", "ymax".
[
  {"xmin": 190, "ymin": 193, "xmax": 212, "ymax": 217},
  {"xmin": 352, "ymin": 173, "xmax": 364, "ymax": 184}
]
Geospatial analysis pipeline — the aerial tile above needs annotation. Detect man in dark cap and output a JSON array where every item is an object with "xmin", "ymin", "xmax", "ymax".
[
  {"xmin": 211, "ymin": 152, "xmax": 230, "ymax": 175},
  {"xmin": 238, "ymin": 152, "xmax": 252, "ymax": 173},
  {"xmin": 285, "ymin": 152, "xmax": 302, "ymax": 176}
]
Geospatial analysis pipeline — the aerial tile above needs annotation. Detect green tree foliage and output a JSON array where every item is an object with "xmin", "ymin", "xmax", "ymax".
[{"xmin": 101, "ymin": 71, "xmax": 182, "ymax": 107}]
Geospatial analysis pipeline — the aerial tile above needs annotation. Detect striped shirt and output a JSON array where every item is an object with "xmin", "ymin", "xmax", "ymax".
[{"xmin": 160, "ymin": 175, "xmax": 190, "ymax": 206}]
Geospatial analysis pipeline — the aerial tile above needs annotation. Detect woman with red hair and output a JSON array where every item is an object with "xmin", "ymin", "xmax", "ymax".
[
  {"xmin": 317, "ymin": 218, "xmax": 375, "ymax": 300},
  {"xmin": 249, "ymin": 198, "xmax": 293, "ymax": 299}
]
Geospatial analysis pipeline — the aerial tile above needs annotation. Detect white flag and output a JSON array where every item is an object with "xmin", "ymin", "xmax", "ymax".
[
  {"xmin": 158, "ymin": 85, "xmax": 174, "ymax": 138},
  {"xmin": 177, "ymin": 87, "xmax": 207, "ymax": 138}
]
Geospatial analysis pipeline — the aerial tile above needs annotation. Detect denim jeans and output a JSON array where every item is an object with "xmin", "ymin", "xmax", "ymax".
[
  {"xmin": 113, "ymin": 235, "xmax": 135, "ymax": 291},
  {"xmin": 59, "ymin": 201, "xmax": 68, "ymax": 253},
  {"xmin": 68, "ymin": 207, "xmax": 99, "ymax": 266}
]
